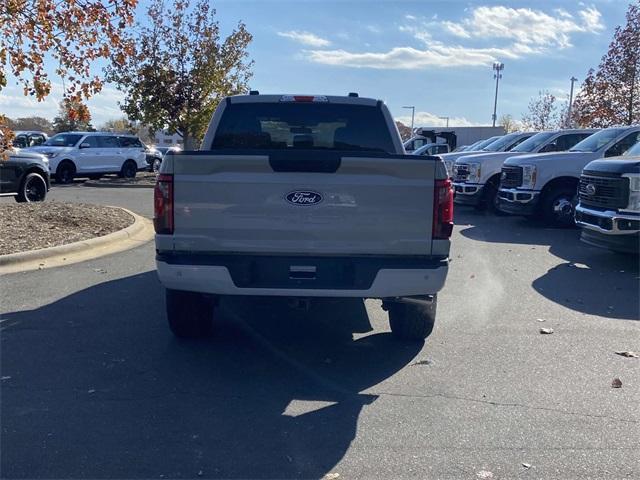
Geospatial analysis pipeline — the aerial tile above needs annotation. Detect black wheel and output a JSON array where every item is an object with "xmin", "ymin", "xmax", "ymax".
[
  {"xmin": 541, "ymin": 186, "xmax": 577, "ymax": 227},
  {"xmin": 474, "ymin": 178, "xmax": 504, "ymax": 214},
  {"xmin": 55, "ymin": 161, "xmax": 76, "ymax": 184},
  {"xmin": 166, "ymin": 289, "xmax": 216, "ymax": 338},
  {"xmin": 16, "ymin": 172, "xmax": 47, "ymax": 203},
  {"xmin": 119, "ymin": 160, "xmax": 137, "ymax": 179},
  {"xmin": 152, "ymin": 157, "xmax": 162, "ymax": 173},
  {"xmin": 387, "ymin": 295, "xmax": 436, "ymax": 341}
]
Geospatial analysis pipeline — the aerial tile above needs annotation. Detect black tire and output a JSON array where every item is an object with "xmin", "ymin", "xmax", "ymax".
[
  {"xmin": 541, "ymin": 185, "xmax": 577, "ymax": 227},
  {"xmin": 166, "ymin": 289, "xmax": 215, "ymax": 338},
  {"xmin": 119, "ymin": 160, "xmax": 138, "ymax": 179},
  {"xmin": 152, "ymin": 157, "xmax": 162, "ymax": 173},
  {"xmin": 55, "ymin": 161, "xmax": 76, "ymax": 184},
  {"xmin": 15, "ymin": 172, "xmax": 47, "ymax": 203},
  {"xmin": 387, "ymin": 295, "xmax": 437, "ymax": 341}
]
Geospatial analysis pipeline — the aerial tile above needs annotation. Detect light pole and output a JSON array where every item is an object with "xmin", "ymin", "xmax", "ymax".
[
  {"xmin": 438, "ymin": 116, "xmax": 450, "ymax": 128},
  {"xmin": 567, "ymin": 76, "xmax": 578, "ymax": 128},
  {"xmin": 402, "ymin": 106, "xmax": 415, "ymax": 133},
  {"xmin": 491, "ymin": 62, "xmax": 504, "ymax": 127}
]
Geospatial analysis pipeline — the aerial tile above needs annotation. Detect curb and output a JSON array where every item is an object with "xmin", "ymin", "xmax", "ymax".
[
  {"xmin": 83, "ymin": 180, "xmax": 155, "ymax": 189},
  {"xmin": 0, "ymin": 208, "xmax": 155, "ymax": 275}
]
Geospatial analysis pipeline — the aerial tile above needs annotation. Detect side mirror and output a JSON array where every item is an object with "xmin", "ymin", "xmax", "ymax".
[{"xmin": 79, "ymin": 142, "xmax": 91, "ymax": 149}]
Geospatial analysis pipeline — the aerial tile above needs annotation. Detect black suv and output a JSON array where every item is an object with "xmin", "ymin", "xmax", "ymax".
[{"xmin": 0, "ymin": 149, "xmax": 50, "ymax": 202}]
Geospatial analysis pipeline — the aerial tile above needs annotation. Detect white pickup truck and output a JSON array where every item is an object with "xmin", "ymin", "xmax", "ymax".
[
  {"xmin": 154, "ymin": 93, "xmax": 453, "ymax": 340},
  {"xmin": 452, "ymin": 129, "xmax": 595, "ymax": 211},
  {"xmin": 498, "ymin": 126, "xmax": 640, "ymax": 225}
]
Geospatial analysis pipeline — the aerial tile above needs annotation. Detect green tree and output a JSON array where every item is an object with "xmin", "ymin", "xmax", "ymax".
[
  {"xmin": 52, "ymin": 99, "xmax": 94, "ymax": 133},
  {"xmin": 107, "ymin": 0, "xmax": 253, "ymax": 149},
  {"xmin": 573, "ymin": 2, "xmax": 640, "ymax": 127}
]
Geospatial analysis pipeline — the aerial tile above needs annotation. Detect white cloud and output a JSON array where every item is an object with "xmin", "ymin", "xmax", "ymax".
[
  {"xmin": 365, "ymin": 25, "xmax": 382, "ymax": 34},
  {"xmin": 277, "ymin": 30, "xmax": 331, "ymax": 47},
  {"xmin": 441, "ymin": 5, "xmax": 604, "ymax": 49},
  {"xmin": 307, "ymin": 5, "xmax": 604, "ymax": 70},
  {"xmin": 442, "ymin": 21, "xmax": 471, "ymax": 39},
  {"xmin": 396, "ymin": 111, "xmax": 479, "ymax": 127},
  {"xmin": 307, "ymin": 42, "xmax": 520, "ymax": 70}
]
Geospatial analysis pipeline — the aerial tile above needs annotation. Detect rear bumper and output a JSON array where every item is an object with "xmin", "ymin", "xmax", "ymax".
[
  {"xmin": 576, "ymin": 205, "xmax": 640, "ymax": 253},
  {"xmin": 452, "ymin": 182, "xmax": 484, "ymax": 206},
  {"xmin": 156, "ymin": 253, "xmax": 449, "ymax": 298},
  {"xmin": 497, "ymin": 188, "xmax": 540, "ymax": 216}
]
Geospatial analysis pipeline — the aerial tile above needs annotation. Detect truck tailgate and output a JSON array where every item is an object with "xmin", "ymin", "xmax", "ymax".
[{"xmin": 168, "ymin": 152, "xmax": 436, "ymax": 256}]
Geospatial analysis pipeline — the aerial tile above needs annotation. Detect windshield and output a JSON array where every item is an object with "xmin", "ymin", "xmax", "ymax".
[
  {"xmin": 44, "ymin": 134, "xmax": 83, "ymax": 147},
  {"xmin": 212, "ymin": 102, "xmax": 395, "ymax": 152},
  {"xmin": 482, "ymin": 133, "xmax": 524, "ymax": 152},
  {"xmin": 468, "ymin": 136, "xmax": 501, "ymax": 151},
  {"xmin": 569, "ymin": 128, "xmax": 625, "ymax": 152},
  {"xmin": 511, "ymin": 131, "xmax": 557, "ymax": 152},
  {"xmin": 463, "ymin": 140, "xmax": 484, "ymax": 151}
]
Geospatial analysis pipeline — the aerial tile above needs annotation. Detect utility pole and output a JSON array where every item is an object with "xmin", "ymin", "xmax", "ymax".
[
  {"xmin": 567, "ymin": 76, "xmax": 578, "ymax": 128},
  {"xmin": 403, "ymin": 106, "xmax": 415, "ymax": 133},
  {"xmin": 439, "ymin": 116, "xmax": 450, "ymax": 128},
  {"xmin": 492, "ymin": 62, "xmax": 504, "ymax": 127}
]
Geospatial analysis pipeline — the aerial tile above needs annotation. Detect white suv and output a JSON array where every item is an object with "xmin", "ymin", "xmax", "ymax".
[{"xmin": 26, "ymin": 131, "xmax": 147, "ymax": 183}]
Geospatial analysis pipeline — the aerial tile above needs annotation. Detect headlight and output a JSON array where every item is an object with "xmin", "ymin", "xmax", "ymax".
[
  {"xmin": 44, "ymin": 151, "xmax": 58, "ymax": 158},
  {"xmin": 624, "ymin": 174, "xmax": 640, "ymax": 211},
  {"xmin": 521, "ymin": 165, "xmax": 537, "ymax": 189},
  {"xmin": 466, "ymin": 162, "xmax": 481, "ymax": 183}
]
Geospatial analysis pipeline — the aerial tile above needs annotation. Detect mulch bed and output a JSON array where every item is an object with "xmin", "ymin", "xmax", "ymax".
[
  {"xmin": 87, "ymin": 172, "xmax": 157, "ymax": 186},
  {"xmin": 0, "ymin": 202, "xmax": 134, "ymax": 256}
]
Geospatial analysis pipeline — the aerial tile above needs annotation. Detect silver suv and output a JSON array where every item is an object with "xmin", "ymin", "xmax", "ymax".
[{"xmin": 26, "ymin": 131, "xmax": 147, "ymax": 183}]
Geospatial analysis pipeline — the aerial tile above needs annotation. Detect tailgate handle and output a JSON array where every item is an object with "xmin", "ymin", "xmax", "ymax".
[{"xmin": 289, "ymin": 265, "xmax": 317, "ymax": 280}]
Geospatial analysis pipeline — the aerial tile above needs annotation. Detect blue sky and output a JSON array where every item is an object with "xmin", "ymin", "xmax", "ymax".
[{"xmin": 0, "ymin": 0, "xmax": 630, "ymax": 127}]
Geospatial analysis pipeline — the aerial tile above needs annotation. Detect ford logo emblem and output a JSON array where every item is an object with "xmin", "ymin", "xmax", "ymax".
[
  {"xmin": 286, "ymin": 190, "xmax": 323, "ymax": 206},
  {"xmin": 585, "ymin": 183, "xmax": 597, "ymax": 196}
]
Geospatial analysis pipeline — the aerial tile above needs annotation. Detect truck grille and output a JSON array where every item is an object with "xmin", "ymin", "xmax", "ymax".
[
  {"xmin": 579, "ymin": 172, "xmax": 629, "ymax": 210},
  {"xmin": 500, "ymin": 166, "xmax": 523, "ymax": 188},
  {"xmin": 453, "ymin": 164, "xmax": 469, "ymax": 182}
]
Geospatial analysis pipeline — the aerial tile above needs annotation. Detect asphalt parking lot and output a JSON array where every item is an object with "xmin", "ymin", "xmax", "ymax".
[{"xmin": 1, "ymin": 183, "xmax": 639, "ymax": 479}]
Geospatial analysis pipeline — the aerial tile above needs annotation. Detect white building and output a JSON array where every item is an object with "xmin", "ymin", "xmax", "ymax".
[{"xmin": 154, "ymin": 130, "xmax": 183, "ymax": 148}]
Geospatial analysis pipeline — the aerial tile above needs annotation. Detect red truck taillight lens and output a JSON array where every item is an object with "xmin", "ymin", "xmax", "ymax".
[
  {"xmin": 154, "ymin": 174, "xmax": 173, "ymax": 234},
  {"xmin": 433, "ymin": 178, "xmax": 454, "ymax": 239}
]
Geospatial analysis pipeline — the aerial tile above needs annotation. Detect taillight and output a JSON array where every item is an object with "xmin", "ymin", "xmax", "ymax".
[
  {"xmin": 433, "ymin": 178, "xmax": 454, "ymax": 239},
  {"xmin": 154, "ymin": 174, "xmax": 173, "ymax": 234}
]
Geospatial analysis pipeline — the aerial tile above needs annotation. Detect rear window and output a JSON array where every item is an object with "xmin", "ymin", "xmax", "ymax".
[{"xmin": 212, "ymin": 102, "xmax": 395, "ymax": 153}]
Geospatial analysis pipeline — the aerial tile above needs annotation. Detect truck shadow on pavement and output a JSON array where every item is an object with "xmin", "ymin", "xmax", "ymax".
[
  {"xmin": 457, "ymin": 210, "xmax": 639, "ymax": 320},
  {"xmin": 1, "ymin": 272, "xmax": 423, "ymax": 479}
]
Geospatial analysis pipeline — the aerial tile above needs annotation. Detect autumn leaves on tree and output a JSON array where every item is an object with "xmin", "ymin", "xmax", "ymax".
[{"xmin": 573, "ymin": 2, "xmax": 640, "ymax": 127}]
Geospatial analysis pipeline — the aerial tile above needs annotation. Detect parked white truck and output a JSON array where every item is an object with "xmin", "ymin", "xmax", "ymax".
[
  {"xmin": 154, "ymin": 93, "xmax": 453, "ymax": 340},
  {"xmin": 452, "ymin": 129, "xmax": 595, "ymax": 211},
  {"xmin": 575, "ymin": 144, "xmax": 640, "ymax": 254},
  {"xmin": 498, "ymin": 126, "xmax": 640, "ymax": 225}
]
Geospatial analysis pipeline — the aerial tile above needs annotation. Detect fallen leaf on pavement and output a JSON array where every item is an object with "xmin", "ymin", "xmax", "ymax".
[
  {"xmin": 539, "ymin": 328, "xmax": 554, "ymax": 334},
  {"xmin": 323, "ymin": 474, "xmax": 340, "ymax": 480},
  {"xmin": 536, "ymin": 318, "xmax": 545, "ymax": 322},
  {"xmin": 522, "ymin": 463, "xmax": 531, "ymax": 469},
  {"xmin": 476, "ymin": 471, "xmax": 493, "ymax": 479},
  {"xmin": 412, "ymin": 359, "xmax": 432, "ymax": 366},
  {"xmin": 612, "ymin": 378, "xmax": 622, "ymax": 388},
  {"xmin": 614, "ymin": 351, "xmax": 639, "ymax": 358}
]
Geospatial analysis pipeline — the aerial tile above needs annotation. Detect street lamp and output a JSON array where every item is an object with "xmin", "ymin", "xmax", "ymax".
[
  {"xmin": 402, "ymin": 106, "xmax": 415, "ymax": 133},
  {"xmin": 567, "ymin": 76, "xmax": 578, "ymax": 128},
  {"xmin": 491, "ymin": 62, "xmax": 504, "ymax": 127},
  {"xmin": 438, "ymin": 116, "xmax": 450, "ymax": 128}
]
